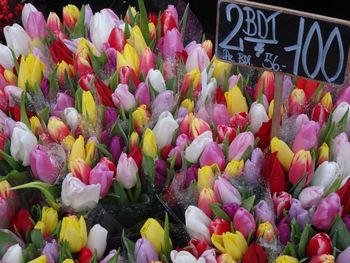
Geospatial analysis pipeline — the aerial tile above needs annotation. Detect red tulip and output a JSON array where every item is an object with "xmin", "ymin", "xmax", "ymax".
[
  {"xmin": 288, "ymin": 88, "xmax": 307, "ymax": 116},
  {"xmin": 337, "ymin": 178, "xmax": 350, "ymax": 216},
  {"xmin": 209, "ymin": 218, "xmax": 231, "ymax": 236},
  {"xmin": 78, "ymin": 247, "xmax": 93, "ymax": 263},
  {"xmin": 242, "ymin": 242, "xmax": 268, "ymax": 263},
  {"xmin": 255, "ymin": 119, "xmax": 272, "ymax": 150},
  {"xmin": 261, "ymin": 153, "xmax": 287, "ymax": 195},
  {"xmin": 296, "ymin": 78, "xmax": 320, "ymax": 101},
  {"xmin": 306, "ymin": 233, "xmax": 332, "ymax": 257},
  {"xmin": 108, "ymin": 28, "xmax": 126, "ymax": 52},
  {"xmin": 215, "ymin": 86, "xmax": 226, "ymax": 104},
  {"xmin": 188, "ymin": 238, "xmax": 208, "ymax": 257},
  {"xmin": 128, "ymin": 146, "xmax": 142, "ymax": 168},
  {"xmin": 254, "ymin": 71, "xmax": 275, "ymax": 102},
  {"xmin": 288, "ymin": 150, "xmax": 314, "ymax": 186},
  {"xmin": 160, "ymin": 9, "xmax": 177, "ymax": 35},
  {"xmin": 230, "ymin": 112, "xmax": 249, "ymax": 131},
  {"xmin": 94, "ymin": 78, "xmax": 114, "ymax": 107},
  {"xmin": 311, "ymin": 103, "xmax": 329, "ymax": 127},
  {"xmin": 272, "ymin": 191, "xmax": 292, "ymax": 220},
  {"xmin": 49, "ymin": 39, "xmax": 74, "ymax": 65},
  {"xmin": 11, "ymin": 208, "xmax": 34, "ymax": 238},
  {"xmin": 310, "ymin": 254, "xmax": 335, "ymax": 263},
  {"xmin": 216, "ymin": 125, "xmax": 236, "ymax": 144},
  {"xmin": 119, "ymin": 66, "xmax": 140, "ymax": 87},
  {"xmin": 198, "ymin": 188, "xmax": 218, "ymax": 217}
]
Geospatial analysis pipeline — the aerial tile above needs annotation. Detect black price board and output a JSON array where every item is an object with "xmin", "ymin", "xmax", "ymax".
[{"xmin": 215, "ymin": 0, "xmax": 350, "ymax": 85}]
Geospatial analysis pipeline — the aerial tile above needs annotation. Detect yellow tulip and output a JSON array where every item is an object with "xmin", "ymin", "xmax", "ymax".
[
  {"xmin": 317, "ymin": 142, "xmax": 329, "ymax": 165},
  {"xmin": 140, "ymin": 218, "xmax": 172, "ymax": 254},
  {"xmin": 133, "ymin": 105, "xmax": 150, "ymax": 133},
  {"xmin": 148, "ymin": 22, "xmax": 156, "ymax": 40},
  {"xmin": 82, "ymin": 90, "xmax": 96, "ymax": 123},
  {"xmin": 62, "ymin": 135, "xmax": 75, "ymax": 151},
  {"xmin": 212, "ymin": 56, "xmax": 232, "ymax": 85},
  {"xmin": 224, "ymin": 159, "xmax": 244, "ymax": 177},
  {"xmin": 3, "ymin": 69, "xmax": 17, "ymax": 85},
  {"xmin": 28, "ymin": 255, "xmax": 47, "ymax": 263},
  {"xmin": 274, "ymin": 255, "xmax": 299, "ymax": 263},
  {"xmin": 117, "ymin": 44, "xmax": 140, "ymax": 75},
  {"xmin": 18, "ymin": 53, "xmax": 45, "ymax": 90},
  {"xmin": 62, "ymin": 259, "xmax": 75, "ymax": 263},
  {"xmin": 217, "ymin": 254, "xmax": 237, "ymax": 263},
  {"xmin": 321, "ymin": 92, "xmax": 333, "ymax": 111},
  {"xmin": 59, "ymin": 215, "xmax": 87, "ymax": 253},
  {"xmin": 197, "ymin": 165, "xmax": 215, "ymax": 190},
  {"xmin": 57, "ymin": 61, "xmax": 75, "ymax": 86},
  {"xmin": 30, "ymin": 116, "xmax": 43, "ymax": 135},
  {"xmin": 63, "ymin": 4, "xmax": 79, "ymax": 30},
  {"xmin": 85, "ymin": 139, "xmax": 95, "ymax": 166},
  {"xmin": 127, "ymin": 25, "xmax": 147, "ymax": 56},
  {"xmin": 211, "ymin": 231, "xmax": 247, "ymax": 261},
  {"xmin": 130, "ymin": 131, "xmax": 140, "ymax": 149},
  {"xmin": 225, "ymin": 86, "xmax": 248, "ymax": 115},
  {"xmin": 181, "ymin": 99, "xmax": 194, "ymax": 112},
  {"xmin": 0, "ymin": 180, "xmax": 11, "ymax": 199},
  {"xmin": 34, "ymin": 221, "xmax": 46, "ymax": 235},
  {"xmin": 142, "ymin": 128, "xmax": 157, "ymax": 158},
  {"xmin": 69, "ymin": 135, "xmax": 85, "ymax": 170},
  {"xmin": 41, "ymin": 207, "xmax": 58, "ymax": 236},
  {"xmin": 270, "ymin": 137, "xmax": 294, "ymax": 170},
  {"xmin": 76, "ymin": 38, "xmax": 97, "ymax": 58},
  {"xmin": 256, "ymin": 222, "xmax": 277, "ymax": 245}
]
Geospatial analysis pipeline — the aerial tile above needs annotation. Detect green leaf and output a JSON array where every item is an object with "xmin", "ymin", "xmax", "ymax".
[
  {"xmin": 179, "ymin": 4, "xmax": 190, "ymax": 38},
  {"xmin": 38, "ymin": 106, "xmax": 50, "ymax": 124},
  {"xmin": 284, "ymin": 242, "xmax": 297, "ymax": 257},
  {"xmin": 64, "ymin": 69, "xmax": 76, "ymax": 95},
  {"xmin": 165, "ymin": 154, "xmax": 176, "ymax": 186},
  {"xmin": 10, "ymin": 49, "xmax": 19, "ymax": 74},
  {"xmin": 106, "ymin": 253, "xmax": 119, "ymax": 263},
  {"xmin": 0, "ymin": 151, "xmax": 21, "ymax": 171},
  {"xmin": 324, "ymin": 178, "xmax": 343, "ymax": 196},
  {"xmin": 138, "ymin": 0, "xmax": 151, "ymax": 45},
  {"xmin": 289, "ymin": 172, "xmax": 309, "ymax": 198},
  {"xmin": 75, "ymin": 87, "xmax": 83, "ymax": 113},
  {"xmin": 162, "ymin": 213, "xmax": 172, "ymax": 261},
  {"xmin": 330, "ymin": 216, "xmax": 350, "ymax": 250},
  {"xmin": 128, "ymin": 110, "xmax": 134, "ymax": 135},
  {"xmin": 109, "ymin": 70, "xmax": 119, "ymax": 92},
  {"xmin": 31, "ymin": 229, "xmax": 44, "ymax": 249},
  {"xmin": 122, "ymin": 230, "xmax": 136, "ymax": 263},
  {"xmin": 88, "ymin": 47, "xmax": 107, "ymax": 75},
  {"xmin": 133, "ymin": 175, "xmax": 142, "ymax": 202},
  {"xmin": 72, "ymin": 5, "xmax": 86, "ymax": 38},
  {"xmin": 1, "ymin": 170, "xmax": 31, "ymax": 186},
  {"xmin": 113, "ymin": 181, "xmax": 129, "ymax": 206},
  {"xmin": 143, "ymin": 155, "xmax": 155, "ymax": 186},
  {"xmin": 318, "ymin": 114, "xmax": 333, "ymax": 147},
  {"xmin": 241, "ymin": 195, "xmax": 255, "ymax": 212},
  {"xmin": 0, "ymin": 230, "xmax": 19, "ymax": 257},
  {"xmin": 124, "ymin": 22, "xmax": 131, "ymax": 39},
  {"xmin": 290, "ymin": 218, "xmax": 301, "ymax": 244},
  {"xmin": 95, "ymin": 143, "xmax": 114, "ymax": 161},
  {"xmin": 166, "ymin": 77, "xmax": 177, "ymax": 93},
  {"xmin": 210, "ymin": 203, "xmax": 231, "ymax": 221},
  {"xmin": 297, "ymin": 224, "xmax": 311, "ymax": 258},
  {"xmin": 241, "ymin": 145, "xmax": 253, "ymax": 161},
  {"xmin": 156, "ymin": 52, "xmax": 163, "ymax": 71},
  {"xmin": 58, "ymin": 241, "xmax": 73, "ymax": 263},
  {"xmin": 90, "ymin": 250, "xmax": 98, "ymax": 263},
  {"xmin": 20, "ymin": 91, "xmax": 30, "ymax": 129}
]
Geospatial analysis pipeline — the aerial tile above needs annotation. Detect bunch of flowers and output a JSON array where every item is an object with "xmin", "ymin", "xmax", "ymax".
[{"xmin": 1, "ymin": 1, "xmax": 350, "ymax": 262}]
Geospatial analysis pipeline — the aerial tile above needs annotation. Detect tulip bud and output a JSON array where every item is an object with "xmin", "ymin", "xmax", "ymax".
[
  {"xmin": 197, "ymin": 165, "xmax": 215, "ymax": 190},
  {"xmin": 288, "ymin": 88, "xmax": 307, "ymax": 116},
  {"xmin": 48, "ymin": 117, "xmax": 70, "ymax": 143},
  {"xmin": 135, "ymin": 238, "xmax": 159, "ymax": 263},
  {"xmin": 228, "ymin": 131, "xmax": 254, "ymax": 161},
  {"xmin": 184, "ymin": 131, "xmax": 213, "ymax": 163},
  {"xmin": 322, "ymin": 92, "xmax": 334, "ymax": 110},
  {"xmin": 254, "ymin": 71, "xmax": 275, "ymax": 103},
  {"xmin": 299, "ymin": 186, "xmax": 324, "ymax": 209},
  {"xmin": 142, "ymin": 128, "xmax": 158, "ymax": 159},
  {"xmin": 119, "ymin": 66, "xmax": 140, "ymax": 87},
  {"xmin": 217, "ymin": 125, "xmax": 236, "ymax": 144},
  {"xmin": 317, "ymin": 142, "xmax": 329, "ymax": 165},
  {"xmin": 249, "ymin": 102, "xmax": 269, "ymax": 134},
  {"xmin": 225, "ymin": 86, "xmax": 248, "ymax": 115},
  {"xmin": 209, "ymin": 218, "xmax": 230, "ymax": 236},
  {"xmin": 253, "ymin": 200, "xmax": 275, "ymax": 223},
  {"xmin": 242, "ymin": 242, "xmax": 268, "ymax": 263},
  {"xmin": 116, "ymin": 153, "xmax": 138, "ymax": 189},
  {"xmin": 4, "ymin": 24, "xmax": 31, "ymax": 56},
  {"xmin": 256, "ymin": 221, "xmax": 277, "ymax": 247},
  {"xmin": 217, "ymin": 254, "xmax": 235, "ymax": 263},
  {"xmin": 273, "ymin": 191, "xmax": 292, "ymax": 219},
  {"xmin": 212, "ymin": 57, "xmax": 232, "ymax": 86},
  {"xmin": 53, "ymin": 92, "xmax": 75, "ymax": 117},
  {"xmin": 180, "ymin": 69, "xmax": 201, "ymax": 98},
  {"xmin": 233, "ymin": 207, "xmax": 256, "ymax": 239},
  {"xmin": 153, "ymin": 111, "xmax": 178, "ymax": 149},
  {"xmin": 312, "ymin": 193, "xmax": 341, "ymax": 230},
  {"xmin": 133, "ymin": 105, "xmax": 150, "ymax": 134},
  {"xmin": 112, "ymin": 84, "xmax": 136, "ymax": 111},
  {"xmin": 170, "ymin": 250, "xmax": 198, "ymax": 263},
  {"xmin": 274, "ymin": 255, "xmax": 298, "ymax": 263},
  {"xmin": 185, "ymin": 44, "xmax": 210, "ymax": 72},
  {"xmin": 47, "ymin": 12, "xmax": 61, "ymax": 33},
  {"xmin": 89, "ymin": 160, "xmax": 115, "ymax": 197},
  {"xmin": 185, "ymin": 205, "xmax": 211, "ymax": 243},
  {"xmin": 108, "ymin": 28, "xmax": 126, "ymax": 52},
  {"xmin": 199, "ymin": 142, "xmax": 225, "ymax": 170},
  {"xmin": 277, "ymin": 217, "xmax": 291, "ymax": 246},
  {"xmin": 214, "ymin": 176, "xmax": 242, "ymax": 205},
  {"xmin": 146, "ymin": 69, "xmax": 166, "ymax": 93},
  {"xmin": 288, "ymin": 150, "xmax": 314, "ymax": 186},
  {"xmin": 288, "ymin": 199, "xmax": 310, "ymax": 228},
  {"xmin": 135, "ymin": 82, "xmax": 151, "ymax": 106},
  {"xmin": 312, "ymin": 161, "xmax": 339, "ymax": 191},
  {"xmin": 1, "ymin": 244, "xmax": 23, "ymax": 263},
  {"xmin": 270, "ymin": 137, "xmax": 294, "ymax": 171},
  {"xmin": 59, "ymin": 215, "xmax": 87, "ymax": 253},
  {"xmin": 140, "ymin": 47, "xmax": 155, "ymax": 77},
  {"xmin": 38, "ymin": 207, "xmax": 58, "ymax": 237},
  {"xmin": 63, "ymin": 5, "xmax": 79, "ymax": 30},
  {"xmin": 87, "ymin": 224, "xmax": 107, "ymax": 259},
  {"xmin": 311, "ymin": 103, "xmax": 329, "ymax": 127},
  {"xmin": 198, "ymin": 188, "xmax": 218, "ymax": 217},
  {"xmin": 201, "ymin": 40, "xmax": 213, "ymax": 59},
  {"xmin": 292, "ymin": 121, "xmax": 320, "ymax": 153},
  {"xmin": 224, "ymin": 159, "xmax": 244, "ymax": 177},
  {"xmin": 30, "ymin": 116, "xmax": 43, "ymax": 136},
  {"xmin": 42, "ymin": 239, "xmax": 59, "ymax": 263},
  {"xmin": 0, "ymin": 44, "xmax": 15, "ymax": 70},
  {"xmin": 26, "ymin": 11, "xmax": 47, "ymax": 39},
  {"xmin": 211, "ymin": 231, "xmax": 248, "ymax": 261},
  {"xmin": 307, "ymin": 233, "xmax": 332, "ymax": 257}
]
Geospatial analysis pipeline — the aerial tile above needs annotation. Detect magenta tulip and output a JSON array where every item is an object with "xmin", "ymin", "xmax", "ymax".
[
  {"xmin": 109, "ymin": 136, "xmax": 124, "ymax": 161},
  {"xmin": 336, "ymin": 86, "xmax": 350, "ymax": 106},
  {"xmin": 292, "ymin": 121, "xmax": 320, "ymax": 153},
  {"xmin": 89, "ymin": 158, "xmax": 115, "ymax": 197},
  {"xmin": 228, "ymin": 131, "xmax": 255, "ymax": 161},
  {"xmin": 312, "ymin": 193, "xmax": 341, "ymax": 230},
  {"xmin": 159, "ymin": 28, "xmax": 183, "ymax": 59},
  {"xmin": 116, "ymin": 153, "xmax": 138, "ymax": 189},
  {"xmin": 26, "ymin": 11, "xmax": 47, "ymax": 39},
  {"xmin": 277, "ymin": 217, "xmax": 291, "ymax": 245},
  {"xmin": 53, "ymin": 92, "xmax": 75, "ymax": 117},
  {"xmin": 298, "ymin": 186, "xmax": 324, "ymax": 209},
  {"xmin": 214, "ymin": 176, "xmax": 241, "ymax": 205},
  {"xmin": 199, "ymin": 142, "xmax": 225, "ymax": 170},
  {"xmin": 135, "ymin": 82, "xmax": 151, "ymax": 105},
  {"xmin": 233, "ymin": 207, "xmax": 256, "ymax": 239},
  {"xmin": 211, "ymin": 104, "xmax": 231, "ymax": 126}
]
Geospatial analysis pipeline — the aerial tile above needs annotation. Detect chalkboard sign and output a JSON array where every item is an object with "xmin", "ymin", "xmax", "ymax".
[{"xmin": 215, "ymin": 0, "xmax": 350, "ymax": 84}]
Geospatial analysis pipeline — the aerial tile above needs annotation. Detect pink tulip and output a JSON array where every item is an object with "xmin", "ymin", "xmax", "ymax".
[
  {"xmin": 112, "ymin": 84, "xmax": 136, "ymax": 111},
  {"xmin": 292, "ymin": 121, "xmax": 320, "ymax": 153},
  {"xmin": 273, "ymin": 191, "xmax": 292, "ymax": 219},
  {"xmin": 140, "ymin": 47, "xmax": 155, "ymax": 77},
  {"xmin": 159, "ymin": 28, "xmax": 183, "ymax": 59},
  {"xmin": 288, "ymin": 88, "xmax": 307, "ymax": 116},
  {"xmin": 233, "ymin": 207, "xmax": 256, "ymax": 239},
  {"xmin": 228, "ymin": 74, "xmax": 240, "ymax": 89},
  {"xmin": 185, "ymin": 43, "xmax": 210, "ymax": 72},
  {"xmin": 228, "ymin": 131, "xmax": 255, "ymax": 161},
  {"xmin": 336, "ymin": 86, "xmax": 350, "ymax": 107},
  {"xmin": 199, "ymin": 142, "xmax": 225, "ymax": 170},
  {"xmin": 312, "ymin": 193, "xmax": 341, "ymax": 230},
  {"xmin": 288, "ymin": 150, "xmax": 314, "ymax": 186},
  {"xmin": 198, "ymin": 188, "xmax": 218, "ymax": 217},
  {"xmin": 26, "ymin": 11, "xmax": 47, "ymax": 39},
  {"xmin": 214, "ymin": 176, "xmax": 241, "ymax": 205},
  {"xmin": 211, "ymin": 104, "xmax": 231, "ymax": 126},
  {"xmin": 53, "ymin": 92, "xmax": 75, "ymax": 117},
  {"xmin": 152, "ymin": 90, "xmax": 176, "ymax": 117},
  {"xmin": 332, "ymin": 133, "xmax": 350, "ymax": 163},
  {"xmin": 116, "ymin": 153, "xmax": 138, "ymax": 189},
  {"xmin": 254, "ymin": 71, "xmax": 274, "ymax": 102},
  {"xmin": 135, "ymin": 82, "xmax": 151, "ymax": 105},
  {"xmin": 89, "ymin": 158, "xmax": 116, "ymax": 197}
]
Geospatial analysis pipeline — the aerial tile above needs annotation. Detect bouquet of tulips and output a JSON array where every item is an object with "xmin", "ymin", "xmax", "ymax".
[{"xmin": 1, "ymin": 0, "xmax": 350, "ymax": 262}]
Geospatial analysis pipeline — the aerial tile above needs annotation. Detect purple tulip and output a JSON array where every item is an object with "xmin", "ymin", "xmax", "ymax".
[
  {"xmin": 185, "ymin": 165, "xmax": 198, "ymax": 188},
  {"xmin": 135, "ymin": 82, "xmax": 151, "ymax": 105},
  {"xmin": 298, "ymin": 186, "xmax": 324, "ymax": 209},
  {"xmin": 29, "ymin": 144, "xmax": 65, "ymax": 184},
  {"xmin": 292, "ymin": 120, "xmax": 320, "ymax": 153},
  {"xmin": 223, "ymin": 203, "xmax": 240, "ymax": 220},
  {"xmin": 243, "ymin": 148, "xmax": 264, "ymax": 184},
  {"xmin": 288, "ymin": 199, "xmax": 310, "ymax": 228},
  {"xmin": 343, "ymin": 215, "xmax": 350, "ymax": 233},
  {"xmin": 214, "ymin": 176, "xmax": 241, "ymax": 205},
  {"xmin": 4, "ymin": 117, "xmax": 16, "ymax": 138},
  {"xmin": 134, "ymin": 238, "xmax": 159, "ymax": 263},
  {"xmin": 228, "ymin": 131, "xmax": 255, "ymax": 161},
  {"xmin": 337, "ymin": 246, "xmax": 350, "ymax": 263},
  {"xmin": 41, "ymin": 78, "xmax": 50, "ymax": 99},
  {"xmin": 104, "ymin": 107, "xmax": 118, "ymax": 130},
  {"xmin": 254, "ymin": 200, "xmax": 275, "ymax": 223},
  {"xmin": 336, "ymin": 86, "xmax": 350, "ymax": 106},
  {"xmin": 312, "ymin": 193, "xmax": 341, "ymax": 230},
  {"xmin": 109, "ymin": 136, "xmax": 124, "ymax": 161},
  {"xmin": 53, "ymin": 92, "xmax": 75, "ymax": 117},
  {"xmin": 159, "ymin": 28, "xmax": 183, "ymax": 58},
  {"xmin": 42, "ymin": 240, "xmax": 59, "ymax": 263},
  {"xmin": 26, "ymin": 11, "xmax": 47, "ymax": 39},
  {"xmin": 84, "ymin": 4, "xmax": 93, "ymax": 28},
  {"xmin": 155, "ymin": 159, "xmax": 168, "ymax": 188},
  {"xmin": 211, "ymin": 104, "xmax": 231, "ymax": 126},
  {"xmin": 228, "ymin": 74, "xmax": 240, "ymax": 88},
  {"xmin": 277, "ymin": 217, "xmax": 291, "ymax": 246},
  {"xmin": 104, "ymin": 46, "xmax": 117, "ymax": 74},
  {"xmin": 100, "ymin": 130, "xmax": 110, "ymax": 146},
  {"xmin": 89, "ymin": 161, "xmax": 114, "ymax": 197},
  {"xmin": 152, "ymin": 91, "xmax": 176, "ymax": 117},
  {"xmin": 233, "ymin": 207, "xmax": 256, "ymax": 239},
  {"xmin": 199, "ymin": 142, "xmax": 225, "ymax": 170},
  {"xmin": 100, "ymin": 250, "xmax": 118, "ymax": 263}
]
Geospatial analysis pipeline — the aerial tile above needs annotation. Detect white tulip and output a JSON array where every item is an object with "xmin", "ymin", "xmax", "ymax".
[
  {"xmin": 21, "ymin": 3, "xmax": 38, "ymax": 28},
  {"xmin": 87, "ymin": 224, "xmax": 108, "ymax": 259},
  {"xmin": 332, "ymin": 102, "xmax": 350, "ymax": 135},
  {"xmin": 311, "ymin": 161, "xmax": 339, "ymax": 190},
  {"xmin": 4, "ymin": 24, "xmax": 31, "ymax": 56},
  {"xmin": 63, "ymin": 107, "xmax": 81, "ymax": 131},
  {"xmin": 0, "ymin": 44, "xmax": 14, "ymax": 69},
  {"xmin": 10, "ymin": 122, "xmax": 38, "ymax": 166},
  {"xmin": 184, "ymin": 131, "xmax": 213, "ymax": 163},
  {"xmin": 146, "ymin": 69, "xmax": 166, "ymax": 93},
  {"xmin": 153, "ymin": 111, "xmax": 179, "ymax": 149},
  {"xmin": 198, "ymin": 70, "xmax": 217, "ymax": 108},
  {"xmin": 90, "ymin": 12, "xmax": 115, "ymax": 51},
  {"xmin": 2, "ymin": 244, "xmax": 22, "ymax": 263},
  {"xmin": 249, "ymin": 102, "xmax": 269, "ymax": 134},
  {"xmin": 171, "ymin": 250, "xmax": 205, "ymax": 263},
  {"xmin": 185, "ymin": 44, "xmax": 210, "ymax": 72},
  {"xmin": 61, "ymin": 174, "xmax": 100, "ymax": 212},
  {"xmin": 185, "ymin": 205, "xmax": 211, "ymax": 243},
  {"xmin": 4, "ymin": 85, "xmax": 23, "ymax": 107}
]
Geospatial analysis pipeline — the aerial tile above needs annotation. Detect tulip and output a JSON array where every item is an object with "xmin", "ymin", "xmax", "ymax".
[
  {"xmin": 333, "ymin": 102, "xmax": 350, "ymax": 126},
  {"xmin": 288, "ymin": 150, "xmax": 314, "ymax": 186},
  {"xmin": 49, "ymin": 39, "xmax": 74, "ymax": 65},
  {"xmin": 135, "ymin": 82, "xmax": 151, "ymax": 105},
  {"xmin": 26, "ymin": 11, "xmax": 47, "ymax": 39},
  {"xmin": 310, "ymin": 254, "xmax": 335, "ymax": 263},
  {"xmin": 289, "ymin": 199, "xmax": 310, "ymax": 228},
  {"xmin": 160, "ymin": 5, "xmax": 177, "ymax": 35},
  {"xmin": 214, "ymin": 176, "xmax": 242, "ymax": 205},
  {"xmin": 0, "ymin": 182, "xmax": 13, "ymax": 228},
  {"xmin": 299, "ymin": 186, "xmax": 325, "ymax": 209},
  {"xmin": 61, "ymin": 174, "xmax": 100, "ymax": 212},
  {"xmin": 288, "ymin": 88, "xmax": 307, "ymax": 116},
  {"xmin": 217, "ymin": 253, "xmax": 235, "ymax": 263},
  {"xmin": 212, "ymin": 56, "xmax": 233, "ymax": 85},
  {"xmin": 90, "ymin": 12, "xmax": 115, "ymax": 51},
  {"xmin": 274, "ymin": 255, "xmax": 298, "ymax": 263},
  {"xmin": 89, "ymin": 160, "xmax": 115, "ymax": 197},
  {"xmin": 212, "ymin": 231, "xmax": 248, "ymax": 260},
  {"xmin": 170, "ymin": 251, "xmax": 199, "ymax": 263},
  {"xmin": 198, "ymin": 188, "xmax": 218, "ymax": 217},
  {"xmin": 62, "ymin": 259, "xmax": 75, "ymax": 263},
  {"xmin": 160, "ymin": 28, "xmax": 183, "ymax": 58},
  {"xmin": 42, "ymin": 240, "xmax": 59, "ymax": 263},
  {"xmin": 63, "ymin": 4, "xmax": 79, "ymax": 30},
  {"xmin": 184, "ymin": 165, "xmax": 198, "ymax": 188},
  {"xmin": 142, "ymin": 128, "xmax": 158, "ymax": 159},
  {"xmin": 10, "ymin": 122, "xmax": 38, "ymax": 166},
  {"xmin": 22, "ymin": 3, "xmax": 38, "ymax": 27},
  {"xmin": 180, "ymin": 69, "xmax": 201, "ymax": 98},
  {"xmin": 185, "ymin": 205, "xmax": 211, "ymax": 243},
  {"xmin": 48, "ymin": 117, "xmax": 70, "ymax": 143},
  {"xmin": 270, "ymin": 137, "xmax": 294, "ymax": 171},
  {"xmin": 312, "ymin": 193, "xmax": 341, "ymax": 230},
  {"xmin": 53, "ymin": 92, "xmax": 75, "ymax": 117},
  {"xmin": 254, "ymin": 200, "xmax": 275, "ymax": 223},
  {"xmin": 209, "ymin": 218, "xmax": 231, "ymax": 236},
  {"xmin": 153, "ymin": 111, "xmax": 179, "ymax": 149},
  {"xmin": 133, "ymin": 105, "xmax": 150, "ymax": 133},
  {"xmin": 99, "ymin": 250, "xmax": 119, "ymax": 263},
  {"xmin": 117, "ymin": 44, "xmax": 140, "ymax": 75},
  {"xmin": 56, "ymin": 61, "xmax": 75, "ymax": 87},
  {"xmin": 37, "ymin": 206, "xmax": 58, "ymax": 237},
  {"xmin": 152, "ymin": 90, "xmax": 176, "ymax": 117},
  {"xmin": 127, "ymin": 25, "xmax": 147, "ymax": 56},
  {"xmin": 273, "ymin": 191, "xmax": 292, "ymax": 219},
  {"xmin": 28, "ymin": 255, "xmax": 47, "ymax": 263},
  {"xmin": 186, "ymin": 43, "xmax": 210, "ymax": 72},
  {"xmin": 243, "ymin": 148, "xmax": 264, "ymax": 183},
  {"xmin": 78, "ymin": 247, "xmax": 93, "ymax": 263},
  {"xmin": 199, "ymin": 142, "xmax": 225, "ymax": 170},
  {"xmin": 311, "ymin": 103, "xmax": 329, "ymax": 127},
  {"xmin": 4, "ymin": 24, "xmax": 31, "ymax": 56},
  {"xmin": 223, "ymin": 159, "xmax": 244, "ymax": 178},
  {"xmin": 233, "ymin": 207, "xmax": 256, "ymax": 239},
  {"xmin": 256, "ymin": 221, "xmax": 277, "ymax": 247},
  {"xmin": 277, "ymin": 217, "xmax": 291, "ymax": 245},
  {"xmin": 112, "ymin": 84, "xmax": 136, "ymax": 111},
  {"xmin": 332, "ymin": 133, "xmax": 350, "ymax": 164},
  {"xmin": 59, "ymin": 215, "xmax": 87, "ymax": 253},
  {"xmin": 318, "ymin": 143, "xmax": 329, "ymax": 165},
  {"xmin": 108, "ymin": 27, "xmax": 126, "ymax": 52},
  {"xmin": 311, "ymin": 161, "xmax": 339, "ymax": 191},
  {"xmin": 135, "ymin": 238, "xmax": 159, "ymax": 263},
  {"xmin": 140, "ymin": 218, "xmax": 172, "ymax": 254},
  {"xmin": 0, "ymin": 44, "xmax": 14, "ymax": 70},
  {"xmin": 18, "ymin": 53, "xmax": 45, "ymax": 90},
  {"xmin": 210, "ymin": 104, "xmax": 230, "ymax": 127},
  {"xmin": 197, "ymin": 165, "xmax": 215, "ymax": 190},
  {"xmin": 138, "ymin": 47, "xmax": 155, "ymax": 77},
  {"xmin": 82, "ymin": 90, "xmax": 96, "ymax": 123},
  {"xmin": 296, "ymin": 78, "xmax": 320, "ymax": 101},
  {"xmin": 180, "ymin": 113, "xmax": 211, "ymax": 141},
  {"xmin": 47, "ymin": 12, "xmax": 61, "ymax": 33},
  {"xmin": 63, "ymin": 107, "xmax": 80, "ymax": 131},
  {"xmin": 337, "ymin": 246, "xmax": 350, "ymax": 263},
  {"xmin": 10, "ymin": 208, "xmax": 34, "ymax": 238},
  {"xmin": 336, "ymin": 86, "xmax": 350, "ymax": 106},
  {"xmin": 292, "ymin": 121, "xmax": 320, "ymax": 153},
  {"xmin": 185, "ymin": 131, "xmax": 213, "ymax": 163},
  {"xmin": 228, "ymin": 131, "xmax": 254, "ymax": 161},
  {"xmin": 86, "ymin": 224, "xmax": 107, "ymax": 259},
  {"xmin": 146, "ymin": 69, "xmax": 166, "ymax": 93},
  {"xmin": 249, "ymin": 102, "xmax": 269, "ymax": 134},
  {"xmin": 225, "ymin": 86, "xmax": 248, "ymax": 115},
  {"xmin": 1, "ymin": 244, "xmax": 23, "ymax": 263},
  {"xmin": 307, "ymin": 233, "xmax": 332, "ymax": 257},
  {"xmin": 69, "ymin": 135, "xmax": 96, "ymax": 169},
  {"xmin": 254, "ymin": 71, "xmax": 274, "ymax": 102},
  {"xmin": 242, "ymin": 242, "xmax": 268, "ymax": 263},
  {"xmin": 116, "ymin": 153, "xmax": 138, "ymax": 189},
  {"xmin": 216, "ymin": 125, "xmax": 236, "ymax": 145}
]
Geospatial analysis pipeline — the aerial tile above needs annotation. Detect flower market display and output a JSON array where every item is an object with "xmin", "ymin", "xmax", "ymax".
[{"xmin": 1, "ymin": 1, "xmax": 350, "ymax": 262}]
